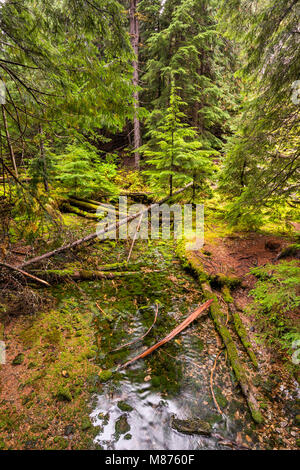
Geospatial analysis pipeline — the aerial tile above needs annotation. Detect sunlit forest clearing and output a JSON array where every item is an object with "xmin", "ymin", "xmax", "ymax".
[{"xmin": 0, "ymin": 0, "xmax": 299, "ymax": 451}]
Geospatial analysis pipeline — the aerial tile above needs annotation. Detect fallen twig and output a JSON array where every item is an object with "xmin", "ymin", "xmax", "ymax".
[
  {"xmin": 210, "ymin": 350, "xmax": 223, "ymax": 416},
  {"xmin": 0, "ymin": 261, "xmax": 50, "ymax": 287}
]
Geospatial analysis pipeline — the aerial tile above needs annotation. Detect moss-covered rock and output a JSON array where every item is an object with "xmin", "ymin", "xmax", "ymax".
[
  {"xmin": 171, "ymin": 417, "xmax": 212, "ymax": 436},
  {"xmin": 54, "ymin": 386, "xmax": 72, "ymax": 402},
  {"xmin": 98, "ymin": 369, "xmax": 113, "ymax": 383},
  {"xmin": 115, "ymin": 415, "xmax": 130, "ymax": 435},
  {"xmin": 117, "ymin": 401, "xmax": 133, "ymax": 412}
]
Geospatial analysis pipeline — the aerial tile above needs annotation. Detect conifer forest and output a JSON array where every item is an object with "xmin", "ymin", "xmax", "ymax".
[{"xmin": 0, "ymin": 0, "xmax": 299, "ymax": 454}]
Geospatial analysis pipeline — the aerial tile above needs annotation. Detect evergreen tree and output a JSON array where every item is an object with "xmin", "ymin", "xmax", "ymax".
[
  {"xmin": 140, "ymin": 0, "xmax": 237, "ymax": 155},
  {"xmin": 219, "ymin": 0, "xmax": 300, "ymax": 222},
  {"xmin": 54, "ymin": 143, "xmax": 118, "ymax": 198},
  {"xmin": 141, "ymin": 82, "xmax": 216, "ymax": 196}
]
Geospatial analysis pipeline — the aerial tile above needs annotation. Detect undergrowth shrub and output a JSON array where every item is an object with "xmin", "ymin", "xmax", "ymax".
[{"xmin": 247, "ymin": 261, "xmax": 300, "ymax": 358}]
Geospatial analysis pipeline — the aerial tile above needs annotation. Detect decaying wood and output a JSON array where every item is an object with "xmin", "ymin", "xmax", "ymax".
[
  {"xmin": 18, "ymin": 182, "xmax": 193, "ymax": 269},
  {"xmin": 229, "ymin": 301, "xmax": 258, "ymax": 369},
  {"xmin": 32, "ymin": 269, "xmax": 141, "ymax": 282},
  {"xmin": 0, "ymin": 261, "xmax": 50, "ymax": 287},
  {"xmin": 69, "ymin": 196, "xmax": 128, "ymax": 217},
  {"xmin": 117, "ymin": 299, "xmax": 213, "ymax": 370},
  {"xmin": 113, "ymin": 303, "xmax": 159, "ymax": 352},
  {"xmin": 61, "ymin": 203, "xmax": 107, "ymax": 220},
  {"xmin": 202, "ymin": 283, "xmax": 263, "ymax": 424},
  {"xmin": 127, "ymin": 212, "xmax": 143, "ymax": 263}
]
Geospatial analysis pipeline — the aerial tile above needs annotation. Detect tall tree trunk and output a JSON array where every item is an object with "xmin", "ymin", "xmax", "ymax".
[
  {"xmin": 38, "ymin": 124, "xmax": 49, "ymax": 192},
  {"xmin": 1, "ymin": 105, "xmax": 18, "ymax": 177},
  {"xmin": 130, "ymin": 0, "xmax": 141, "ymax": 170}
]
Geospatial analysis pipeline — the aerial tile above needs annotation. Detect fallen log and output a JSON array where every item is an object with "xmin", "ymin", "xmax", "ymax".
[
  {"xmin": 176, "ymin": 241, "xmax": 263, "ymax": 424},
  {"xmin": 201, "ymin": 283, "xmax": 263, "ymax": 424},
  {"xmin": 117, "ymin": 299, "xmax": 213, "ymax": 370},
  {"xmin": 69, "ymin": 196, "xmax": 128, "ymax": 217},
  {"xmin": 18, "ymin": 182, "xmax": 193, "ymax": 269},
  {"xmin": 32, "ymin": 269, "xmax": 141, "ymax": 282},
  {"xmin": 229, "ymin": 302, "xmax": 258, "ymax": 369},
  {"xmin": 61, "ymin": 203, "xmax": 107, "ymax": 220},
  {"xmin": 0, "ymin": 261, "xmax": 50, "ymax": 287}
]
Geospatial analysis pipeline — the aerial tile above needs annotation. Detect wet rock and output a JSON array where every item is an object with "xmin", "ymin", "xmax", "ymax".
[
  {"xmin": 64, "ymin": 425, "xmax": 74, "ymax": 436},
  {"xmin": 117, "ymin": 401, "xmax": 133, "ymax": 412},
  {"xmin": 98, "ymin": 369, "xmax": 113, "ymax": 383},
  {"xmin": 12, "ymin": 353, "xmax": 24, "ymax": 365},
  {"xmin": 115, "ymin": 415, "xmax": 130, "ymax": 435},
  {"xmin": 171, "ymin": 416, "xmax": 212, "ymax": 436}
]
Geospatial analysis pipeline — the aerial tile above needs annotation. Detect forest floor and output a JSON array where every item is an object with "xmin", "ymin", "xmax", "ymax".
[{"xmin": 0, "ymin": 213, "xmax": 299, "ymax": 450}]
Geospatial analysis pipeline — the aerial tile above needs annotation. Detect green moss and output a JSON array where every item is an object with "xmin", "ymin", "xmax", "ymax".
[
  {"xmin": 81, "ymin": 417, "xmax": 92, "ymax": 431},
  {"xmin": 232, "ymin": 312, "xmax": 258, "ymax": 369},
  {"xmin": 54, "ymin": 386, "xmax": 72, "ymax": 402},
  {"xmin": 214, "ymin": 386, "xmax": 228, "ymax": 409},
  {"xmin": 210, "ymin": 273, "xmax": 241, "ymax": 289},
  {"xmin": 221, "ymin": 286, "xmax": 233, "ymax": 303},
  {"xmin": 117, "ymin": 401, "xmax": 133, "ymax": 412},
  {"xmin": 98, "ymin": 369, "xmax": 113, "ymax": 383},
  {"xmin": 151, "ymin": 376, "xmax": 161, "ymax": 387},
  {"xmin": 12, "ymin": 353, "xmax": 24, "ymax": 365},
  {"xmin": 53, "ymin": 436, "xmax": 69, "ymax": 449},
  {"xmin": 0, "ymin": 438, "xmax": 5, "ymax": 450}
]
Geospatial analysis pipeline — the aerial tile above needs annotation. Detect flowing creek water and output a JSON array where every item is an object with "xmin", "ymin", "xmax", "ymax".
[{"xmin": 83, "ymin": 238, "xmax": 260, "ymax": 450}]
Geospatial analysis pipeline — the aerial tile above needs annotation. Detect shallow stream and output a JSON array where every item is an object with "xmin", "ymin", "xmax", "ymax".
[{"xmin": 86, "ymin": 239, "xmax": 258, "ymax": 450}]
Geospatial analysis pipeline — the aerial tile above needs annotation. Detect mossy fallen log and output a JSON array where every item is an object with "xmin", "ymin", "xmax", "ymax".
[
  {"xmin": 202, "ymin": 283, "xmax": 263, "ymax": 424},
  {"xmin": 32, "ymin": 269, "xmax": 140, "ymax": 283},
  {"xmin": 276, "ymin": 243, "xmax": 300, "ymax": 260},
  {"xmin": 68, "ymin": 197, "xmax": 127, "ymax": 217},
  {"xmin": 177, "ymin": 240, "xmax": 263, "ymax": 424},
  {"xmin": 229, "ymin": 303, "xmax": 258, "ymax": 369},
  {"xmin": 61, "ymin": 203, "xmax": 106, "ymax": 220},
  {"xmin": 19, "ymin": 182, "xmax": 194, "ymax": 269},
  {"xmin": 176, "ymin": 241, "xmax": 241, "ymax": 288}
]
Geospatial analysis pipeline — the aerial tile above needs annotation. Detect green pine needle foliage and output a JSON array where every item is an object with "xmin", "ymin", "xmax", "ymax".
[
  {"xmin": 141, "ymin": 82, "xmax": 217, "ymax": 196},
  {"xmin": 54, "ymin": 144, "xmax": 118, "ymax": 198}
]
